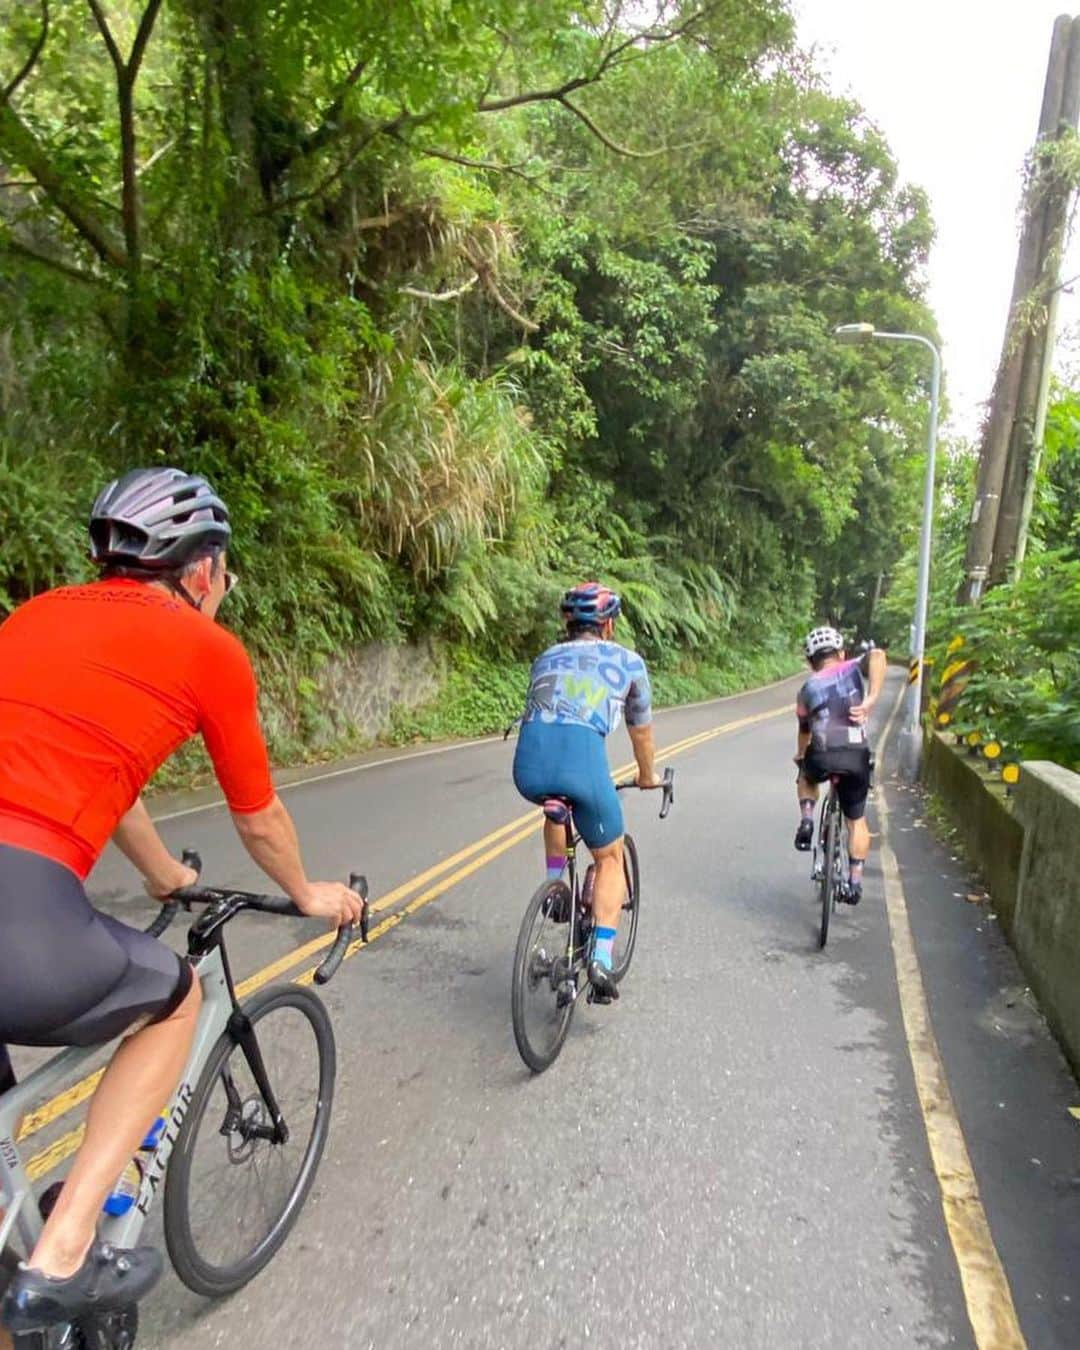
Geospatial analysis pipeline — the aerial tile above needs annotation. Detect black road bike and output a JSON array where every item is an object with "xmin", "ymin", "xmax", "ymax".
[
  {"xmin": 511, "ymin": 768, "xmax": 674, "ymax": 1073},
  {"xmin": 812, "ymin": 776, "xmax": 847, "ymax": 949}
]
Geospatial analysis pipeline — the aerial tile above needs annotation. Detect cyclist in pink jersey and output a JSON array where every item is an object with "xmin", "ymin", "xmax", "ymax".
[{"xmin": 793, "ymin": 626, "xmax": 886, "ymax": 904}]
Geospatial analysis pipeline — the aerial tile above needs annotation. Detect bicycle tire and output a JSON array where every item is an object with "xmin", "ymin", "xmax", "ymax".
[
  {"xmin": 610, "ymin": 833, "xmax": 640, "ymax": 983},
  {"xmin": 511, "ymin": 880, "xmax": 577, "ymax": 1073},
  {"xmin": 818, "ymin": 795, "xmax": 836, "ymax": 949},
  {"xmin": 163, "ymin": 983, "xmax": 336, "ymax": 1297}
]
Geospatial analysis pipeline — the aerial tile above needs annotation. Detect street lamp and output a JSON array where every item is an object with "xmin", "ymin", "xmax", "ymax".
[{"xmin": 834, "ymin": 322, "xmax": 943, "ymax": 780}]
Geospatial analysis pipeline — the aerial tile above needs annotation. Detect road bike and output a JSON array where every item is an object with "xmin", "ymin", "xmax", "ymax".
[
  {"xmin": 811, "ymin": 756, "xmax": 873, "ymax": 949},
  {"xmin": 511, "ymin": 768, "xmax": 674, "ymax": 1073},
  {"xmin": 0, "ymin": 851, "xmax": 368, "ymax": 1349},
  {"xmin": 812, "ymin": 776, "xmax": 847, "ymax": 949}
]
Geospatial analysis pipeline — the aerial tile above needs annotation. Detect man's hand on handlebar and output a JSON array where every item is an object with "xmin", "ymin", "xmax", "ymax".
[
  {"xmin": 634, "ymin": 772, "xmax": 663, "ymax": 789},
  {"xmin": 296, "ymin": 881, "xmax": 364, "ymax": 927},
  {"xmin": 144, "ymin": 858, "xmax": 200, "ymax": 901}
]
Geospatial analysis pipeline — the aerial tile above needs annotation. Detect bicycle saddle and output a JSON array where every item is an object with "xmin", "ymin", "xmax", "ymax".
[{"xmin": 541, "ymin": 798, "xmax": 572, "ymax": 824}]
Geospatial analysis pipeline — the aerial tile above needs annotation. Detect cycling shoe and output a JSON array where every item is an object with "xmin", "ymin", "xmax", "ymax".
[
  {"xmin": 794, "ymin": 820, "xmax": 813, "ymax": 851},
  {"xmin": 586, "ymin": 961, "xmax": 619, "ymax": 1003},
  {"xmin": 842, "ymin": 881, "xmax": 862, "ymax": 906},
  {"xmin": 2, "ymin": 1241, "xmax": 162, "ymax": 1333}
]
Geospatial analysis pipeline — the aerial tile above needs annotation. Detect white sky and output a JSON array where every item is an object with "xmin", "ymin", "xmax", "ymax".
[{"xmin": 794, "ymin": 0, "xmax": 1080, "ymax": 438}]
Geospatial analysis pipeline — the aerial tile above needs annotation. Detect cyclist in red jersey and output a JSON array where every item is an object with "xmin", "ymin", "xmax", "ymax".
[{"xmin": 0, "ymin": 468, "xmax": 362, "ymax": 1336}]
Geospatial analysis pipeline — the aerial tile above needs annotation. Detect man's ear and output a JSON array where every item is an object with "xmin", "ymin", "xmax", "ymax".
[{"xmin": 190, "ymin": 555, "xmax": 215, "ymax": 598}]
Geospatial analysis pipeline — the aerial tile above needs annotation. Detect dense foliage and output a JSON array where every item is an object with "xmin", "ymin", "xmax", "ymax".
[
  {"xmin": 888, "ymin": 388, "xmax": 1080, "ymax": 771},
  {"xmin": 0, "ymin": 1, "xmax": 939, "ymax": 750}
]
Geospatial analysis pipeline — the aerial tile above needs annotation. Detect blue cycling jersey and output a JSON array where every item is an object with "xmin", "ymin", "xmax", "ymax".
[{"xmin": 521, "ymin": 639, "xmax": 652, "ymax": 737}]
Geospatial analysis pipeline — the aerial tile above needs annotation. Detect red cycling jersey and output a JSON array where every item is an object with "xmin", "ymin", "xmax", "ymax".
[{"xmin": 0, "ymin": 579, "xmax": 275, "ymax": 878}]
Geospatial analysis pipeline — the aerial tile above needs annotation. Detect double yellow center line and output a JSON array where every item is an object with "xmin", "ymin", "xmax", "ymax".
[{"xmin": 18, "ymin": 702, "xmax": 787, "ymax": 1178}]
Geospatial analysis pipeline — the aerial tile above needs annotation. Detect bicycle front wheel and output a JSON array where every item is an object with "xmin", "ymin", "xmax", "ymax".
[
  {"xmin": 610, "ymin": 833, "xmax": 640, "ymax": 983},
  {"xmin": 512, "ymin": 880, "xmax": 577, "ymax": 1073},
  {"xmin": 164, "ymin": 983, "xmax": 336, "ymax": 1297}
]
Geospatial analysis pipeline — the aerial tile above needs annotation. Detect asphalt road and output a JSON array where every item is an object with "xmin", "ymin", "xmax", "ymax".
[{"xmin": 14, "ymin": 669, "xmax": 1080, "ymax": 1348}]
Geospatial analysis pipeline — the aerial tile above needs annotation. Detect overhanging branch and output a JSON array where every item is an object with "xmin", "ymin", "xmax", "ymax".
[
  {"xmin": 85, "ymin": 0, "xmax": 124, "ymax": 77},
  {"xmin": 558, "ymin": 96, "xmax": 668, "ymax": 158},
  {"xmin": 401, "ymin": 275, "xmax": 479, "ymax": 302},
  {"xmin": 2, "ymin": 0, "xmax": 49, "ymax": 102},
  {"xmin": 0, "ymin": 101, "xmax": 127, "ymax": 268},
  {"xmin": 1, "ymin": 231, "xmax": 104, "ymax": 286}
]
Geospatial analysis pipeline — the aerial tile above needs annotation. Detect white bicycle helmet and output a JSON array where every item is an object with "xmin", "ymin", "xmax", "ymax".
[{"xmin": 803, "ymin": 626, "xmax": 844, "ymax": 660}]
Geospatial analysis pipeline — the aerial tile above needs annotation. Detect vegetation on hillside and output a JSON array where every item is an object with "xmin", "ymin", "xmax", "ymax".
[
  {"xmin": 1, "ymin": 1, "xmax": 940, "ymax": 750},
  {"xmin": 879, "ymin": 387, "xmax": 1080, "ymax": 771}
]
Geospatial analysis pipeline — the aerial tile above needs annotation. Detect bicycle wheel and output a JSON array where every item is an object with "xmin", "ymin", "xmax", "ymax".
[
  {"xmin": 818, "ymin": 796, "xmax": 837, "ymax": 949},
  {"xmin": 512, "ymin": 880, "xmax": 577, "ymax": 1073},
  {"xmin": 163, "ymin": 983, "xmax": 336, "ymax": 1297},
  {"xmin": 610, "ymin": 834, "xmax": 640, "ymax": 983}
]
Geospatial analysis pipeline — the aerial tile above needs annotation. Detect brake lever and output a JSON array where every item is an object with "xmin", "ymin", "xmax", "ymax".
[
  {"xmin": 314, "ymin": 874, "xmax": 370, "ymax": 986},
  {"xmin": 144, "ymin": 847, "xmax": 203, "ymax": 936},
  {"xmin": 659, "ymin": 766, "xmax": 675, "ymax": 820}
]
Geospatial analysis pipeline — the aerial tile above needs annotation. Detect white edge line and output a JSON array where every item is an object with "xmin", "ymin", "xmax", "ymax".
[{"xmin": 151, "ymin": 669, "xmax": 804, "ymax": 825}]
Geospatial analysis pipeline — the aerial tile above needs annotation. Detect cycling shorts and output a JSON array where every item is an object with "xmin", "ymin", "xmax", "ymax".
[
  {"xmin": 0, "ymin": 845, "xmax": 191, "ymax": 1091},
  {"xmin": 513, "ymin": 721, "xmax": 622, "ymax": 850},
  {"xmin": 799, "ymin": 746, "xmax": 872, "ymax": 821}
]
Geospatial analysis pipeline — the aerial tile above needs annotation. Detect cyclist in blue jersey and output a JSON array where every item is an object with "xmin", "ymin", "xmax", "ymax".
[
  {"xmin": 513, "ymin": 583, "xmax": 660, "ymax": 1002},
  {"xmin": 793, "ymin": 626, "xmax": 886, "ymax": 903}
]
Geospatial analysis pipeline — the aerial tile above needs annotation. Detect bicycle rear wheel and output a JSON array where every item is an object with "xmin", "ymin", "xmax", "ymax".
[
  {"xmin": 818, "ymin": 795, "xmax": 838, "ymax": 949},
  {"xmin": 511, "ymin": 880, "xmax": 577, "ymax": 1073},
  {"xmin": 610, "ymin": 834, "xmax": 640, "ymax": 983},
  {"xmin": 163, "ymin": 983, "xmax": 335, "ymax": 1297}
]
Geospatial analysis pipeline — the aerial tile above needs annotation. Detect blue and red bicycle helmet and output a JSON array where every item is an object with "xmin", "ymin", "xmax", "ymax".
[{"xmin": 560, "ymin": 581, "xmax": 622, "ymax": 629}]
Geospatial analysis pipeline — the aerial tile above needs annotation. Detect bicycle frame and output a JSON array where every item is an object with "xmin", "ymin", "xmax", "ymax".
[
  {"xmin": 548, "ymin": 767, "xmax": 674, "ymax": 982},
  {"xmin": 0, "ymin": 945, "xmax": 233, "ymax": 1259},
  {"xmin": 0, "ymin": 856, "xmax": 364, "ymax": 1263}
]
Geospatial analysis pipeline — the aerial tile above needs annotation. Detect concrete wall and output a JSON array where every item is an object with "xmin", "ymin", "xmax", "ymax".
[
  {"xmin": 1011, "ymin": 763, "xmax": 1080, "ymax": 1078},
  {"xmin": 924, "ymin": 734, "xmax": 1080, "ymax": 1078},
  {"xmin": 261, "ymin": 640, "xmax": 444, "ymax": 750},
  {"xmin": 922, "ymin": 731, "xmax": 1025, "ymax": 929}
]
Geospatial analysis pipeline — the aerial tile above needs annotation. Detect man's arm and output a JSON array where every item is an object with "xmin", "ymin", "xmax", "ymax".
[
  {"xmin": 113, "ymin": 797, "xmax": 198, "ymax": 899},
  {"xmin": 627, "ymin": 722, "xmax": 661, "ymax": 788},
  {"xmin": 851, "ymin": 648, "xmax": 887, "ymax": 724},
  {"xmin": 232, "ymin": 795, "xmax": 362, "ymax": 926},
  {"xmin": 198, "ymin": 632, "xmax": 360, "ymax": 927}
]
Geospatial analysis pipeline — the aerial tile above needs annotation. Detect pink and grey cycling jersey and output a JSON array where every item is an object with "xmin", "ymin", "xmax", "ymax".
[
  {"xmin": 521, "ymin": 639, "xmax": 652, "ymax": 737},
  {"xmin": 796, "ymin": 653, "xmax": 872, "ymax": 754}
]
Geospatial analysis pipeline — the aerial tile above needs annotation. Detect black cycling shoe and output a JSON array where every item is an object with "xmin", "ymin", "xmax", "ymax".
[
  {"xmin": 586, "ymin": 960, "xmax": 619, "ymax": 1003},
  {"xmin": 1, "ymin": 1241, "xmax": 163, "ymax": 1333},
  {"xmin": 794, "ymin": 819, "xmax": 813, "ymax": 852},
  {"xmin": 842, "ymin": 881, "xmax": 862, "ymax": 906},
  {"xmin": 542, "ymin": 883, "xmax": 571, "ymax": 924}
]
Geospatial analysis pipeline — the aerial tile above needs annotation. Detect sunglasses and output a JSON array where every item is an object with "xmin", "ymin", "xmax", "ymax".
[{"xmin": 223, "ymin": 570, "xmax": 239, "ymax": 596}]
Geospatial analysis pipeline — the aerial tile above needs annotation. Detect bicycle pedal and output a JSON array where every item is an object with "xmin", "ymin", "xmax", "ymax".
[{"xmin": 587, "ymin": 988, "xmax": 613, "ymax": 1006}]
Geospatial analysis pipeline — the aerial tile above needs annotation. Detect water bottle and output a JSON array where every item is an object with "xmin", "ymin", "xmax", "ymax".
[{"xmin": 102, "ymin": 1115, "xmax": 166, "ymax": 1217}]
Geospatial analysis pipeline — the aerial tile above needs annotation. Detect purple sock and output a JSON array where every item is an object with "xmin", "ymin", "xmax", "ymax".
[{"xmin": 546, "ymin": 855, "xmax": 565, "ymax": 881}]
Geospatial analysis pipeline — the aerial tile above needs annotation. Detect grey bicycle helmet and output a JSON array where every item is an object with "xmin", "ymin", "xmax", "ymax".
[
  {"xmin": 89, "ymin": 468, "xmax": 231, "ymax": 570},
  {"xmin": 803, "ymin": 625, "xmax": 844, "ymax": 660}
]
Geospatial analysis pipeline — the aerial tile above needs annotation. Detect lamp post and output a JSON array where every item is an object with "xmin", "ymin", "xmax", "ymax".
[{"xmin": 835, "ymin": 322, "xmax": 942, "ymax": 779}]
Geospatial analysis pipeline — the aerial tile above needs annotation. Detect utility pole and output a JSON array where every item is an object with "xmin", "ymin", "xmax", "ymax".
[
  {"xmin": 958, "ymin": 15, "xmax": 1075, "ymax": 603},
  {"xmin": 991, "ymin": 15, "xmax": 1080, "ymax": 582}
]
